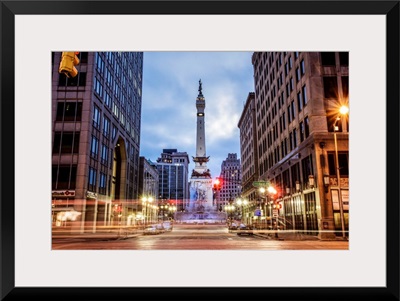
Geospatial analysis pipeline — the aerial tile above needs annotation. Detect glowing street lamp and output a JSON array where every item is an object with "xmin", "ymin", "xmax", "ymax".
[
  {"xmin": 334, "ymin": 105, "xmax": 349, "ymax": 238},
  {"xmin": 236, "ymin": 198, "xmax": 248, "ymax": 223},
  {"xmin": 224, "ymin": 204, "xmax": 236, "ymax": 225},
  {"xmin": 142, "ymin": 196, "xmax": 154, "ymax": 227}
]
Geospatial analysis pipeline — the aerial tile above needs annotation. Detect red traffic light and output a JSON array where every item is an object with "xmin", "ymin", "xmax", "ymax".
[{"xmin": 213, "ymin": 177, "xmax": 222, "ymax": 191}]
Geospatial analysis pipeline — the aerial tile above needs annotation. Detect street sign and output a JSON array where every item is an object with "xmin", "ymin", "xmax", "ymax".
[
  {"xmin": 272, "ymin": 209, "xmax": 279, "ymax": 217},
  {"xmin": 254, "ymin": 209, "xmax": 261, "ymax": 216},
  {"xmin": 252, "ymin": 180, "xmax": 269, "ymax": 188}
]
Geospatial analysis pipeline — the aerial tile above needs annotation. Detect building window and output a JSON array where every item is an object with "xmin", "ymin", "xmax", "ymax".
[
  {"xmin": 301, "ymin": 154, "xmax": 314, "ymax": 181},
  {"xmin": 291, "ymin": 100, "xmax": 296, "ymax": 121},
  {"xmin": 341, "ymin": 76, "xmax": 349, "ymax": 99},
  {"xmin": 101, "ymin": 144, "xmax": 109, "ymax": 165},
  {"xmin": 112, "ymin": 102, "xmax": 119, "ymax": 118},
  {"xmin": 104, "ymin": 92, "xmax": 112, "ymax": 109},
  {"xmin": 88, "ymin": 167, "xmax": 97, "ymax": 191},
  {"xmin": 90, "ymin": 136, "xmax": 99, "ymax": 158},
  {"xmin": 58, "ymin": 72, "xmax": 87, "ymax": 87},
  {"xmin": 56, "ymin": 102, "xmax": 82, "ymax": 121},
  {"xmin": 328, "ymin": 152, "xmax": 349, "ymax": 176},
  {"xmin": 293, "ymin": 129, "xmax": 297, "ymax": 148},
  {"xmin": 300, "ymin": 59, "xmax": 306, "ymax": 75},
  {"xmin": 296, "ymin": 67, "xmax": 301, "ymax": 82},
  {"xmin": 297, "ymin": 92, "xmax": 303, "ymax": 112},
  {"xmin": 304, "ymin": 116, "xmax": 310, "ymax": 138},
  {"xmin": 112, "ymin": 125, "xmax": 118, "ymax": 140},
  {"xmin": 99, "ymin": 172, "xmax": 107, "ymax": 195},
  {"xmin": 94, "ymin": 77, "xmax": 103, "ymax": 97},
  {"xmin": 339, "ymin": 52, "xmax": 349, "ymax": 66},
  {"xmin": 323, "ymin": 77, "xmax": 338, "ymax": 99},
  {"xmin": 302, "ymin": 85, "xmax": 308, "ymax": 106},
  {"xmin": 299, "ymin": 121, "xmax": 304, "ymax": 142},
  {"xmin": 78, "ymin": 52, "xmax": 88, "ymax": 64},
  {"xmin": 103, "ymin": 116, "xmax": 110, "ymax": 138},
  {"xmin": 52, "ymin": 165, "xmax": 77, "ymax": 190},
  {"xmin": 93, "ymin": 105, "xmax": 101, "ymax": 129},
  {"xmin": 95, "ymin": 53, "xmax": 105, "ymax": 75},
  {"xmin": 105, "ymin": 68, "xmax": 113, "ymax": 88},
  {"xmin": 321, "ymin": 52, "xmax": 336, "ymax": 66},
  {"xmin": 53, "ymin": 132, "xmax": 80, "ymax": 154}
]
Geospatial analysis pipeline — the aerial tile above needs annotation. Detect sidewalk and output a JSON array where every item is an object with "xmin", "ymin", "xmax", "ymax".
[
  {"xmin": 52, "ymin": 227, "xmax": 143, "ymax": 241},
  {"xmin": 253, "ymin": 231, "xmax": 319, "ymax": 241},
  {"xmin": 252, "ymin": 231, "xmax": 348, "ymax": 241}
]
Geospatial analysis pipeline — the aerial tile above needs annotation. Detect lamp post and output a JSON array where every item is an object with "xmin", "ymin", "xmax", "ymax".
[
  {"xmin": 259, "ymin": 185, "xmax": 277, "ymax": 230},
  {"xmin": 334, "ymin": 105, "xmax": 349, "ymax": 238},
  {"xmin": 141, "ymin": 196, "xmax": 154, "ymax": 228},
  {"xmin": 168, "ymin": 205, "xmax": 177, "ymax": 221},
  {"xmin": 259, "ymin": 185, "xmax": 278, "ymax": 235},
  {"xmin": 224, "ymin": 204, "xmax": 235, "ymax": 226},
  {"xmin": 236, "ymin": 198, "xmax": 248, "ymax": 224}
]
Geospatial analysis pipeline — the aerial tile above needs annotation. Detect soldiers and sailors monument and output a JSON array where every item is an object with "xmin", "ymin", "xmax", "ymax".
[{"xmin": 175, "ymin": 80, "xmax": 226, "ymax": 222}]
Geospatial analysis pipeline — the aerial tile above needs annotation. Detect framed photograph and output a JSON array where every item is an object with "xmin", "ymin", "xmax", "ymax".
[{"xmin": 2, "ymin": 0, "xmax": 399, "ymax": 300}]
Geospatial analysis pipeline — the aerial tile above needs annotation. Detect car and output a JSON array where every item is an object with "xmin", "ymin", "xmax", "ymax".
[
  {"xmin": 143, "ymin": 226, "xmax": 160, "ymax": 235},
  {"xmin": 229, "ymin": 223, "xmax": 238, "ymax": 231},
  {"xmin": 162, "ymin": 221, "xmax": 173, "ymax": 231},
  {"xmin": 155, "ymin": 224, "xmax": 165, "ymax": 233},
  {"xmin": 237, "ymin": 224, "xmax": 253, "ymax": 236}
]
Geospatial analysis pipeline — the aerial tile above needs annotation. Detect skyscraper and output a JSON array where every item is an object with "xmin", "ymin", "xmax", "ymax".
[
  {"xmin": 218, "ymin": 153, "xmax": 242, "ymax": 208},
  {"xmin": 51, "ymin": 52, "xmax": 144, "ymax": 232},
  {"xmin": 156, "ymin": 149, "xmax": 190, "ymax": 212}
]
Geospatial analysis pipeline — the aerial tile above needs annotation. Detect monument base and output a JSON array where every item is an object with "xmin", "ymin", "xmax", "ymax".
[{"xmin": 175, "ymin": 211, "xmax": 227, "ymax": 223}]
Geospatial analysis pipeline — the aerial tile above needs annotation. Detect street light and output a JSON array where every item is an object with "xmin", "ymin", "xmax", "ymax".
[
  {"xmin": 168, "ymin": 205, "xmax": 177, "ymax": 220},
  {"xmin": 236, "ymin": 197, "xmax": 248, "ymax": 224},
  {"xmin": 224, "ymin": 204, "xmax": 235, "ymax": 226},
  {"xmin": 333, "ymin": 105, "xmax": 349, "ymax": 239},
  {"xmin": 141, "ymin": 196, "xmax": 154, "ymax": 228},
  {"xmin": 259, "ymin": 185, "xmax": 278, "ymax": 235}
]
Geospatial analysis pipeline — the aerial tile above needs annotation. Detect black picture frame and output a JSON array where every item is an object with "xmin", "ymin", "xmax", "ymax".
[{"xmin": 1, "ymin": 1, "xmax": 399, "ymax": 300}]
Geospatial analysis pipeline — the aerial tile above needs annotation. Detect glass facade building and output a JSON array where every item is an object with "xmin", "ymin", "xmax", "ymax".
[{"xmin": 51, "ymin": 52, "xmax": 144, "ymax": 232}]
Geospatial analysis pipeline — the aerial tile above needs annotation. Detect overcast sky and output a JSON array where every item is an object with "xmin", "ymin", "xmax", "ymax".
[{"xmin": 139, "ymin": 51, "xmax": 254, "ymax": 179}]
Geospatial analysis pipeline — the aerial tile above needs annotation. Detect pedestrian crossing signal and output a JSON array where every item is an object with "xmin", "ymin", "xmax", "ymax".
[{"xmin": 59, "ymin": 52, "xmax": 80, "ymax": 78}]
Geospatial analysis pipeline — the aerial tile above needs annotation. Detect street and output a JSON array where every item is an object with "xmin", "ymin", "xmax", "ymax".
[{"xmin": 52, "ymin": 223, "xmax": 349, "ymax": 250}]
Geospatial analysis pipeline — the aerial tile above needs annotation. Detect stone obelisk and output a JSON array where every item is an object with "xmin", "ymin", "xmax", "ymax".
[{"xmin": 189, "ymin": 80, "xmax": 215, "ymax": 213}]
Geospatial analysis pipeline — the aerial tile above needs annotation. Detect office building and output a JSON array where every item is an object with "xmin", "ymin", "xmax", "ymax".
[
  {"xmin": 51, "ymin": 52, "xmax": 144, "ymax": 231},
  {"xmin": 218, "ymin": 153, "xmax": 242, "ymax": 207},
  {"xmin": 156, "ymin": 149, "xmax": 190, "ymax": 212},
  {"xmin": 247, "ymin": 52, "xmax": 349, "ymax": 239}
]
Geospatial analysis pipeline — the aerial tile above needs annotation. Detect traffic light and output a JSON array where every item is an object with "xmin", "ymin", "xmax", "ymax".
[
  {"xmin": 59, "ymin": 51, "xmax": 80, "ymax": 78},
  {"xmin": 213, "ymin": 177, "xmax": 222, "ymax": 191},
  {"xmin": 275, "ymin": 203, "xmax": 282, "ymax": 210}
]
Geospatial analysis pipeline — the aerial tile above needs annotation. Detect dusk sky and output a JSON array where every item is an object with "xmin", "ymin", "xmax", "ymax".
[{"xmin": 140, "ymin": 51, "xmax": 254, "ymax": 178}]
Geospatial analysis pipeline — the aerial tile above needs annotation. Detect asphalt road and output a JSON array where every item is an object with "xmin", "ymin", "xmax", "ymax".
[{"xmin": 52, "ymin": 223, "xmax": 349, "ymax": 250}]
